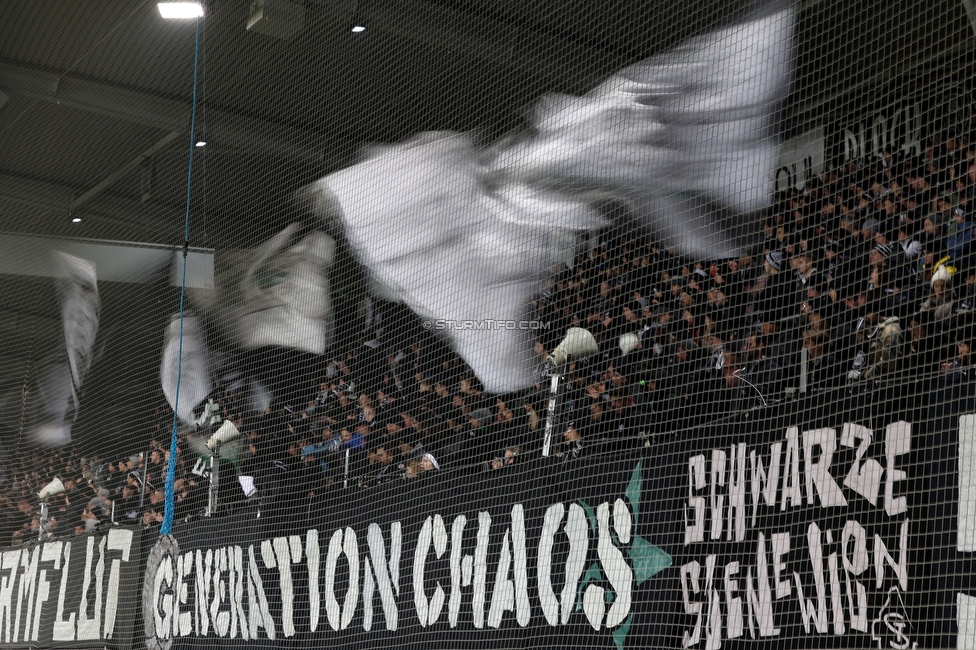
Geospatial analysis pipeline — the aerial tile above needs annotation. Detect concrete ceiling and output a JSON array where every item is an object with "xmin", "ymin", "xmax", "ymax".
[{"xmin": 0, "ymin": 0, "xmax": 971, "ymax": 247}]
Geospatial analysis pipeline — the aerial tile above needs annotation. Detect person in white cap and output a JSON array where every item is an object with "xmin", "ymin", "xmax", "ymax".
[
  {"xmin": 920, "ymin": 265, "xmax": 956, "ymax": 322},
  {"xmin": 419, "ymin": 453, "xmax": 439, "ymax": 472}
]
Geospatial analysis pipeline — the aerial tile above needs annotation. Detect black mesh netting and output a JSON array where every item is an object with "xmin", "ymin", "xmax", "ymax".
[{"xmin": 0, "ymin": 1, "xmax": 974, "ymax": 648}]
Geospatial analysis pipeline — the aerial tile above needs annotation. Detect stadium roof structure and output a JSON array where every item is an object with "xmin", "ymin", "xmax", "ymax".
[
  {"xmin": 0, "ymin": 0, "xmax": 972, "ymax": 246},
  {"xmin": 0, "ymin": 0, "xmax": 973, "ymax": 445}
]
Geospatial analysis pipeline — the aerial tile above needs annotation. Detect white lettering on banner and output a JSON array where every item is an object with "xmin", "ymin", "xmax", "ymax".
[
  {"xmin": 307, "ymin": 530, "xmax": 320, "ymax": 631},
  {"xmin": 536, "ymin": 502, "xmax": 589, "ymax": 627},
  {"xmin": 710, "ymin": 450, "xmax": 726, "ymax": 540},
  {"xmin": 102, "ymin": 528, "xmax": 133, "ymax": 639},
  {"xmin": 782, "ymin": 427, "xmax": 802, "ymax": 511},
  {"xmin": 842, "ymin": 423, "xmax": 882, "ymax": 506},
  {"xmin": 775, "ymin": 86, "xmax": 972, "ymax": 194},
  {"xmin": 211, "ymin": 547, "xmax": 230, "ymax": 637},
  {"xmin": 884, "ymin": 422, "xmax": 911, "ymax": 517},
  {"xmin": 841, "ymin": 520, "xmax": 869, "ymax": 632},
  {"xmin": 472, "ymin": 511, "xmax": 490, "ymax": 629},
  {"xmin": 14, "ymin": 546, "xmax": 39, "ymax": 643},
  {"xmin": 750, "ymin": 443, "xmax": 780, "ymax": 526},
  {"xmin": 703, "ymin": 555, "xmax": 721, "ymax": 650},
  {"xmin": 414, "ymin": 515, "xmax": 447, "ymax": 627},
  {"xmin": 794, "ymin": 523, "xmax": 828, "ymax": 634},
  {"xmin": 775, "ymin": 127, "xmax": 824, "ymax": 192},
  {"xmin": 685, "ymin": 422, "xmax": 910, "ymax": 538},
  {"xmin": 177, "ymin": 552, "xmax": 193, "ymax": 637},
  {"xmin": 195, "ymin": 549, "xmax": 212, "ymax": 637},
  {"xmin": 725, "ymin": 560, "xmax": 742, "ymax": 640},
  {"xmin": 803, "ymin": 429, "xmax": 847, "ymax": 508},
  {"xmin": 728, "ymin": 444, "xmax": 746, "ymax": 542},
  {"xmin": 681, "ymin": 560, "xmax": 702, "ymax": 647},
  {"xmin": 597, "ymin": 501, "xmax": 632, "ymax": 628},
  {"xmin": 35, "ymin": 543, "xmax": 61, "ymax": 641},
  {"xmin": 961, "ymin": 415, "xmax": 976, "ymax": 553},
  {"xmin": 448, "ymin": 514, "xmax": 468, "ymax": 628},
  {"xmin": 486, "ymin": 505, "xmax": 530, "ymax": 629},
  {"xmin": 839, "ymin": 102, "xmax": 922, "ymax": 164},
  {"xmin": 0, "ymin": 532, "xmax": 138, "ymax": 646},
  {"xmin": 246, "ymin": 544, "xmax": 273, "ymax": 639},
  {"xmin": 366, "ymin": 521, "xmax": 401, "ymax": 631},
  {"xmin": 324, "ymin": 528, "xmax": 359, "ymax": 631},
  {"xmin": 745, "ymin": 533, "xmax": 778, "ymax": 638},
  {"xmin": 0, "ymin": 549, "xmax": 20, "ymax": 642},
  {"xmin": 686, "ymin": 455, "xmax": 706, "ymax": 545},
  {"xmin": 679, "ymin": 421, "xmax": 915, "ymax": 647},
  {"xmin": 76, "ymin": 536, "xmax": 106, "ymax": 641},
  {"xmin": 234, "ymin": 546, "xmax": 248, "ymax": 639},
  {"xmin": 143, "ymin": 481, "xmax": 655, "ymax": 647},
  {"xmin": 53, "ymin": 543, "xmax": 73, "ymax": 641},
  {"xmin": 772, "ymin": 532, "xmax": 791, "ymax": 600}
]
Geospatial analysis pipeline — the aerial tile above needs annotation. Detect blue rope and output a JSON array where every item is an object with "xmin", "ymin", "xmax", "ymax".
[{"xmin": 162, "ymin": 15, "xmax": 202, "ymax": 536}]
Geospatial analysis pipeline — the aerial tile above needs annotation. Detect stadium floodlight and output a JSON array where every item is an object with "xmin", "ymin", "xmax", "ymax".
[
  {"xmin": 37, "ymin": 477, "xmax": 65, "ymax": 501},
  {"xmin": 204, "ymin": 420, "xmax": 240, "ymax": 518},
  {"xmin": 206, "ymin": 419, "xmax": 240, "ymax": 451},
  {"xmin": 157, "ymin": 2, "xmax": 204, "ymax": 19},
  {"xmin": 543, "ymin": 328, "xmax": 598, "ymax": 457},
  {"xmin": 37, "ymin": 477, "xmax": 65, "ymax": 540},
  {"xmin": 547, "ymin": 327, "xmax": 599, "ymax": 371}
]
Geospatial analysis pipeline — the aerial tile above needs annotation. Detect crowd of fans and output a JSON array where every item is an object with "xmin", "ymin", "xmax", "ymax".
[
  {"xmin": 527, "ymin": 139, "xmax": 976, "ymax": 429},
  {"xmin": 4, "ymin": 135, "xmax": 976, "ymax": 545}
]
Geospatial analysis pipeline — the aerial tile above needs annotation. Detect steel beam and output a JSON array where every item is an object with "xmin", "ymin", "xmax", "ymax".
[{"xmin": 0, "ymin": 232, "xmax": 213, "ymax": 289}]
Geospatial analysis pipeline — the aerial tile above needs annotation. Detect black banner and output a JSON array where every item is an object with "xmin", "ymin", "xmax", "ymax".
[
  {"xmin": 141, "ymin": 451, "xmax": 677, "ymax": 650},
  {"xmin": 138, "ymin": 387, "xmax": 971, "ymax": 650},
  {"xmin": 0, "ymin": 527, "xmax": 143, "ymax": 649},
  {"xmin": 0, "ymin": 386, "xmax": 968, "ymax": 650},
  {"xmin": 660, "ymin": 389, "xmax": 927, "ymax": 649}
]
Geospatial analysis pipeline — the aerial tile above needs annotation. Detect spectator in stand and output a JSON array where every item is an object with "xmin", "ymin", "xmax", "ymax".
[
  {"xmin": 947, "ymin": 208, "xmax": 974, "ymax": 263},
  {"xmin": 920, "ymin": 265, "xmax": 957, "ymax": 323},
  {"xmin": 940, "ymin": 323, "xmax": 976, "ymax": 382},
  {"xmin": 88, "ymin": 488, "xmax": 113, "ymax": 523},
  {"xmin": 802, "ymin": 329, "xmax": 839, "ymax": 389},
  {"xmin": 757, "ymin": 251, "xmax": 792, "ymax": 325},
  {"xmin": 0, "ymin": 497, "xmax": 21, "ymax": 547},
  {"xmin": 367, "ymin": 444, "xmax": 399, "ymax": 486},
  {"xmin": 735, "ymin": 334, "xmax": 783, "ymax": 408},
  {"xmin": 419, "ymin": 453, "xmax": 439, "ymax": 472},
  {"xmin": 559, "ymin": 422, "xmax": 584, "ymax": 461}
]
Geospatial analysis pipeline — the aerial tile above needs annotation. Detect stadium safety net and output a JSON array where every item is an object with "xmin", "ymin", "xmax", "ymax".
[{"xmin": 0, "ymin": 0, "xmax": 973, "ymax": 648}]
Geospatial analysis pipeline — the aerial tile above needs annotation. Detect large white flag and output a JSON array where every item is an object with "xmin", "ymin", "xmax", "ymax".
[
  {"xmin": 30, "ymin": 252, "xmax": 100, "ymax": 447},
  {"xmin": 488, "ymin": 2, "xmax": 795, "ymax": 260},
  {"xmin": 305, "ymin": 134, "xmax": 603, "ymax": 394},
  {"xmin": 161, "ymin": 315, "xmax": 212, "ymax": 427},
  {"xmin": 228, "ymin": 225, "xmax": 336, "ymax": 355},
  {"xmin": 299, "ymin": 2, "xmax": 794, "ymax": 392}
]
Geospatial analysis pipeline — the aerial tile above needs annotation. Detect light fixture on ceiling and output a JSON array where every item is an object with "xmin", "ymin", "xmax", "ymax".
[
  {"xmin": 71, "ymin": 218, "xmax": 82, "ymax": 223},
  {"xmin": 351, "ymin": 24, "xmax": 366, "ymax": 33},
  {"xmin": 195, "ymin": 141, "xmax": 206, "ymax": 147},
  {"xmin": 157, "ymin": 2, "xmax": 204, "ymax": 19}
]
